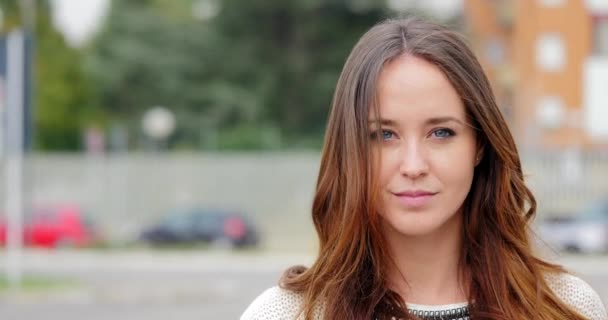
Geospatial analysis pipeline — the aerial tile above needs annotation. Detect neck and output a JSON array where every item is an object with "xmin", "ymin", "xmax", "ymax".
[{"xmin": 384, "ymin": 211, "xmax": 469, "ymax": 306}]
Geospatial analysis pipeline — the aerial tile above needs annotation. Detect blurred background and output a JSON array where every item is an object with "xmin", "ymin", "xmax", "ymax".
[{"xmin": 0, "ymin": 0, "xmax": 607, "ymax": 318}]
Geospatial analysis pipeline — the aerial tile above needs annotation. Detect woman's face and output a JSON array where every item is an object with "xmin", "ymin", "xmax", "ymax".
[{"xmin": 371, "ymin": 55, "xmax": 479, "ymax": 239}]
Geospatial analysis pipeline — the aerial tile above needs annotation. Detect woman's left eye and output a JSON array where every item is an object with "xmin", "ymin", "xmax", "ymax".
[{"xmin": 431, "ymin": 128, "xmax": 455, "ymax": 139}]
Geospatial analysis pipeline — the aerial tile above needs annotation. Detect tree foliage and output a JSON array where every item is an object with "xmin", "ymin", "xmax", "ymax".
[
  {"xmin": 88, "ymin": 0, "xmax": 389, "ymax": 150},
  {"xmin": 3, "ymin": 0, "xmax": 450, "ymax": 150}
]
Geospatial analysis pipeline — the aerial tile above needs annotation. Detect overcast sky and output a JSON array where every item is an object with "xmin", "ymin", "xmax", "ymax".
[{"xmin": 50, "ymin": 0, "xmax": 110, "ymax": 47}]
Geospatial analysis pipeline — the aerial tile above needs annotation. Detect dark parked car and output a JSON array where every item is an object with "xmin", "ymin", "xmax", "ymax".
[
  {"xmin": 538, "ymin": 199, "xmax": 608, "ymax": 254},
  {"xmin": 140, "ymin": 208, "xmax": 260, "ymax": 248}
]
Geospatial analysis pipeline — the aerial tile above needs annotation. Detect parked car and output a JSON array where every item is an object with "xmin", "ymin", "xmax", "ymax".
[
  {"xmin": 538, "ymin": 199, "xmax": 608, "ymax": 254},
  {"xmin": 0, "ymin": 204, "xmax": 98, "ymax": 248},
  {"xmin": 139, "ymin": 208, "xmax": 260, "ymax": 248}
]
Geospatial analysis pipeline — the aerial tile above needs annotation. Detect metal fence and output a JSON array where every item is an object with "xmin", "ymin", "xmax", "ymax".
[{"xmin": 522, "ymin": 149, "xmax": 608, "ymax": 216}]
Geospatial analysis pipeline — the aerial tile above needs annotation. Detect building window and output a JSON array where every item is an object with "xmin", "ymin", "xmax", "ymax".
[
  {"xmin": 592, "ymin": 17, "xmax": 608, "ymax": 56},
  {"xmin": 537, "ymin": 96, "xmax": 565, "ymax": 129},
  {"xmin": 536, "ymin": 33, "xmax": 566, "ymax": 72},
  {"xmin": 538, "ymin": 0, "xmax": 566, "ymax": 8},
  {"xmin": 484, "ymin": 38, "xmax": 506, "ymax": 66}
]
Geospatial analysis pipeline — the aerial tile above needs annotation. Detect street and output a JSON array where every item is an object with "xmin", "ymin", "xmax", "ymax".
[
  {"xmin": 0, "ymin": 249, "xmax": 313, "ymax": 319},
  {"xmin": 0, "ymin": 249, "xmax": 606, "ymax": 319}
]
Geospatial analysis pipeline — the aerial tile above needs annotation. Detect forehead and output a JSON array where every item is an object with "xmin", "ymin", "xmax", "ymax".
[{"xmin": 373, "ymin": 55, "xmax": 466, "ymax": 121}]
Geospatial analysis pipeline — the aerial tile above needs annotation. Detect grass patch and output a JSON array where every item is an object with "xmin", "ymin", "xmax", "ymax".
[
  {"xmin": 86, "ymin": 240, "xmax": 263, "ymax": 252},
  {"xmin": 0, "ymin": 275, "xmax": 79, "ymax": 292}
]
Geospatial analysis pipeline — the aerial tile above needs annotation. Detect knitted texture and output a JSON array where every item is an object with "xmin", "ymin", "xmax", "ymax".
[
  {"xmin": 241, "ymin": 273, "xmax": 607, "ymax": 320},
  {"xmin": 544, "ymin": 273, "xmax": 607, "ymax": 320}
]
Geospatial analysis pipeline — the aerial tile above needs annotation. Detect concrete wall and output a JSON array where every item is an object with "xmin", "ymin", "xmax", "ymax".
[
  {"xmin": 1, "ymin": 152, "xmax": 320, "ymax": 251},
  {"xmin": 1, "ymin": 151, "xmax": 607, "ymax": 251}
]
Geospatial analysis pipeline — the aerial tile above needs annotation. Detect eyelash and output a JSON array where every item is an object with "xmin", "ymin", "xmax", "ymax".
[{"xmin": 369, "ymin": 128, "xmax": 456, "ymax": 141}]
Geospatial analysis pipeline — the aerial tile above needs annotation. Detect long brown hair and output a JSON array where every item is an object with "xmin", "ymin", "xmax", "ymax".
[{"xmin": 281, "ymin": 17, "xmax": 585, "ymax": 320}]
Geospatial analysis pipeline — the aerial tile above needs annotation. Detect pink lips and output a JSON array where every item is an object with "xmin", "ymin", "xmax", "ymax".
[{"xmin": 393, "ymin": 190, "xmax": 437, "ymax": 208}]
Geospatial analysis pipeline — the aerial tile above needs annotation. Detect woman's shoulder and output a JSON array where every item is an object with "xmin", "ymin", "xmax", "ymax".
[
  {"xmin": 545, "ymin": 272, "xmax": 608, "ymax": 319},
  {"xmin": 240, "ymin": 286, "xmax": 307, "ymax": 320}
]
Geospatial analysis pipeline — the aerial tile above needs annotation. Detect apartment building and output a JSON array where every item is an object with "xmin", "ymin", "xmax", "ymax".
[{"xmin": 464, "ymin": 0, "xmax": 608, "ymax": 150}]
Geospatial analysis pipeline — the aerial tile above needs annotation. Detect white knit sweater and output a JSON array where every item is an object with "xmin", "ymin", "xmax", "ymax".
[{"xmin": 241, "ymin": 273, "xmax": 607, "ymax": 319}]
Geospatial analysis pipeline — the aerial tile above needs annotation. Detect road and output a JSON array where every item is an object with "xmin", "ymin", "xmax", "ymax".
[{"xmin": 0, "ymin": 249, "xmax": 606, "ymax": 319}]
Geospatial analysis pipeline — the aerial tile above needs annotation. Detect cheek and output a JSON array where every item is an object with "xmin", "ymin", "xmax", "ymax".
[
  {"xmin": 377, "ymin": 150, "xmax": 401, "ymax": 187},
  {"xmin": 430, "ymin": 144, "xmax": 477, "ymax": 186}
]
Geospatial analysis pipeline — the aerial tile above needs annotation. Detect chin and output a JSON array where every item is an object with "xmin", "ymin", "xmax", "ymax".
[
  {"xmin": 383, "ymin": 208, "xmax": 462, "ymax": 238},
  {"xmin": 390, "ymin": 220, "xmax": 446, "ymax": 237}
]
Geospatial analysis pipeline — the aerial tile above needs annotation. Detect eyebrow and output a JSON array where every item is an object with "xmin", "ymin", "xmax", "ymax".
[{"xmin": 368, "ymin": 116, "xmax": 466, "ymax": 126}]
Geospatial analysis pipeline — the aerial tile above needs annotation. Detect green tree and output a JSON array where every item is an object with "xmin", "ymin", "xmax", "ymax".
[
  {"xmin": 209, "ymin": 0, "xmax": 388, "ymax": 148},
  {"xmin": 35, "ymin": 7, "xmax": 99, "ymax": 150},
  {"xmin": 87, "ymin": 0, "xmax": 398, "ymax": 150},
  {"xmin": 87, "ymin": 0, "xmax": 219, "ymax": 148}
]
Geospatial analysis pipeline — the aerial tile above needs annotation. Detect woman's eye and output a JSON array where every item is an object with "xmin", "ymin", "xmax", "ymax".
[
  {"xmin": 431, "ymin": 128, "xmax": 455, "ymax": 139},
  {"xmin": 370, "ymin": 130, "xmax": 394, "ymax": 141},
  {"xmin": 381, "ymin": 130, "xmax": 394, "ymax": 140}
]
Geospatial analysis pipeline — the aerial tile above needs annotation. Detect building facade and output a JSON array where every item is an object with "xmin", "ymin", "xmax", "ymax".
[{"xmin": 464, "ymin": 0, "xmax": 608, "ymax": 150}]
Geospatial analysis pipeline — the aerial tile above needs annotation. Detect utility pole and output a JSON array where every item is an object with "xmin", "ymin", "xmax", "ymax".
[
  {"xmin": 4, "ymin": 0, "xmax": 36, "ymax": 289},
  {"xmin": 5, "ymin": 29, "xmax": 25, "ymax": 289}
]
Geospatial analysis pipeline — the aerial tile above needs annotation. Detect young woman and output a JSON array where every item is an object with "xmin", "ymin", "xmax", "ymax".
[{"xmin": 241, "ymin": 17, "xmax": 608, "ymax": 320}]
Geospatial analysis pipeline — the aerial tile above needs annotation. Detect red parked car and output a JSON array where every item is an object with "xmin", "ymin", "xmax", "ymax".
[{"xmin": 0, "ymin": 204, "xmax": 98, "ymax": 248}]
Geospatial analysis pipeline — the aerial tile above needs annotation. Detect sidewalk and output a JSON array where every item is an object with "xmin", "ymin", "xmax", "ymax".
[
  {"xmin": 0, "ymin": 248, "xmax": 316, "ymax": 273},
  {"xmin": 1, "ymin": 248, "xmax": 606, "ymax": 274}
]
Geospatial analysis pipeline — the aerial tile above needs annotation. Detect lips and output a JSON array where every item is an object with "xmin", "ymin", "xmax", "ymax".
[
  {"xmin": 392, "ymin": 190, "xmax": 437, "ymax": 208},
  {"xmin": 394, "ymin": 190, "xmax": 436, "ymax": 197}
]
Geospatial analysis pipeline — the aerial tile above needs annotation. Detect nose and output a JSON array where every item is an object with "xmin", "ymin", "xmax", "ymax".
[{"xmin": 398, "ymin": 140, "xmax": 429, "ymax": 179}]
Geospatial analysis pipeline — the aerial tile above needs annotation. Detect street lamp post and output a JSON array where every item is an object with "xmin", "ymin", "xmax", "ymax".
[{"xmin": 141, "ymin": 106, "xmax": 176, "ymax": 151}]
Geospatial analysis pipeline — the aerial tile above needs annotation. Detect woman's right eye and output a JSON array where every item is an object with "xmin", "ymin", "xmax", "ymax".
[{"xmin": 370, "ymin": 130, "xmax": 395, "ymax": 141}]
